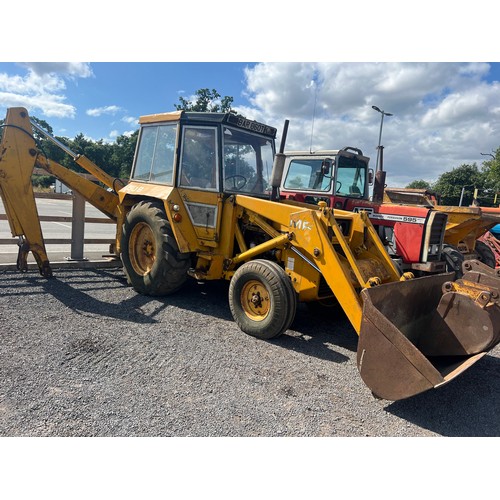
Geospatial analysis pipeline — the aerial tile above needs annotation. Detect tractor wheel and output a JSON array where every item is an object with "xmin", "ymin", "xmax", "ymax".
[
  {"xmin": 121, "ymin": 200, "xmax": 191, "ymax": 296},
  {"xmin": 475, "ymin": 240, "xmax": 496, "ymax": 268},
  {"xmin": 229, "ymin": 259, "xmax": 297, "ymax": 340},
  {"xmin": 442, "ymin": 244, "xmax": 464, "ymax": 278}
]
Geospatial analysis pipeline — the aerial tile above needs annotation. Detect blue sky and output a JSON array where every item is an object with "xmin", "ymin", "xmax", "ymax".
[
  {"xmin": 0, "ymin": 62, "xmax": 254, "ymax": 139},
  {"xmin": 2, "ymin": 61, "xmax": 500, "ymax": 187}
]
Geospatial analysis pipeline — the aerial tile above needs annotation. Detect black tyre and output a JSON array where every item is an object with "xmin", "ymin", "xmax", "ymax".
[
  {"xmin": 475, "ymin": 240, "xmax": 496, "ymax": 268},
  {"xmin": 228, "ymin": 259, "xmax": 297, "ymax": 340},
  {"xmin": 121, "ymin": 200, "xmax": 191, "ymax": 296},
  {"xmin": 442, "ymin": 244, "xmax": 464, "ymax": 278}
]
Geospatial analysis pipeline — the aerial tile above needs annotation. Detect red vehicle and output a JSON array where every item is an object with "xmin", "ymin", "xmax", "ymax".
[{"xmin": 279, "ymin": 148, "xmax": 449, "ymax": 275}]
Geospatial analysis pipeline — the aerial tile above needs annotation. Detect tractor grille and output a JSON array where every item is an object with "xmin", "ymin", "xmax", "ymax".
[{"xmin": 425, "ymin": 211, "xmax": 447, "ymax": 261}]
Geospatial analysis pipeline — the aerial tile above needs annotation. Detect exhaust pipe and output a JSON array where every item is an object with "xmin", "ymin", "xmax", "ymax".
[{"xmin": 270, "ymin": 119, "xmax": 289, "ymax": 201}]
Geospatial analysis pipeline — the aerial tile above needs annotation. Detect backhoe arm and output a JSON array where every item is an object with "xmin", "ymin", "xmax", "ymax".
[
  {"xmin": 0, "ymin": 107, "xmax": 122, "ymax": 276},
  {"xmin": 0, "ymin": 109, "xmax": 51, "ymax": 275},
  {"xmin": 30, "ymin": 118, "xmax": 124, "ymax": 193}
]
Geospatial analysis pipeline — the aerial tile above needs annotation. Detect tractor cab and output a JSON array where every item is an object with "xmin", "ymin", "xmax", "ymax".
[
  {"xmin": 122, "ymin": 110, "xmax": 277, "ymax": 248},
  {"xmin": 130, "ymin": 111, "xmax": 277, "ymax": 196},
  {"xmin": 280, "ymin": 147, "xmax": 372, "ymax": 209}
]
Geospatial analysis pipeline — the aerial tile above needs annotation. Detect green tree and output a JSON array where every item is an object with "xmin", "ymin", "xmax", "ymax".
[
  {"xmin": 480, "ymin": 147, "xmax": 500, "ymax": 201},
  {"xmin": 406, "ymin": 179, "xmax": 432, "ymax": 189},
  {"xmin": 110, "ymin": 130, "xmax": 139, "ymax": 178},
  {"xmin": 432, "ymin": 163, "xmax": 485, "ymax": 206},
  {"xmin": 175, "ymin": 88, "xmax": 234, "ymax": 112}
]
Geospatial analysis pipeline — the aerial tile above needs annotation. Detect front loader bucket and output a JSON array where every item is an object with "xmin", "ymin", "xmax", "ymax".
[{"xmin": 357, "ymin": 273, "xmax": 500, "ymax": 401}]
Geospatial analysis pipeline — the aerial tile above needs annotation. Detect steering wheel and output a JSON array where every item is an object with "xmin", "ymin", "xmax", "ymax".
[
  {"xmin": 225, "ymin": 174, "xmax": 247, "ymax": 191},
  {"xmin": 335, "ymin": 180, "xmax": 342, "ymax": 193}
]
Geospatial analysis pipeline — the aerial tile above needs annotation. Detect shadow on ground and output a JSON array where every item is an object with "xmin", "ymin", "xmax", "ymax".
[
  {"xmin": 11, "ymin": 268, "xmax": 357, "ymax": 366},
  {"xmin": 384, "ymin": 354, "xmax": 500, "ymax": 436}
]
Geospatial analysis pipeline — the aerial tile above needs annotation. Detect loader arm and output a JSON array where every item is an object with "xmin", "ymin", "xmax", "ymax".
[
  {"xmin": 0, "ymin": 107, "xmax": 121, "ymax": 276},
  {"xmin": 231, "ymin": 195, "xmax": 402, "ymax": 333},
  {"xmin": 225, "ymin": 195, "xmax": 500, "ymax": 400}
]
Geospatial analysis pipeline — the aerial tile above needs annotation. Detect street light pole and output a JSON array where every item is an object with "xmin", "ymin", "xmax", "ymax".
[
  {"xmin": 372, "ymin": 105, "xmax": 393, "ymax": 173},
  {"xmin": 371, "ymin": 105, "xmax": 393, "ymax": 203}
]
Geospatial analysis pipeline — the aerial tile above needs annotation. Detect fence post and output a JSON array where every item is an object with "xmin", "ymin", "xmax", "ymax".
[{"xmin": 68, "ymin": 192, "xmax": 87, "ymax": 261}]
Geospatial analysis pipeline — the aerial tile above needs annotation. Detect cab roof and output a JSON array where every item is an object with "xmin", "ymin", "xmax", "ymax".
[{"xmin": 139, "ymin": 111, "xmax": 277, "ymax": 138}]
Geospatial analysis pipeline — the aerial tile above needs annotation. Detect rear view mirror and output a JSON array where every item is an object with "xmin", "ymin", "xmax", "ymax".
[
  {"xmin": 368, "ymin": 168, "xmax": 374, "ymax": 185},
  {"xmin": 321, "ymin": 158, "xmax": 333, "ymax": 176}
]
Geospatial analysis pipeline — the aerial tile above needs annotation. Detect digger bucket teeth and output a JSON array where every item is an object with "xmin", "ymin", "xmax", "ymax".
[{"xmin": 357, "ymin": 273, "xmax": 500, "ymax": 401}]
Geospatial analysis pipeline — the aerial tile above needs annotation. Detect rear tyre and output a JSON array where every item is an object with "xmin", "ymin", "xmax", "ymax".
[
  {"xmin": 121, "ymin": 200, "xmax": 191, "ymax": 296},
  {"xmin": 475, "ymin": 240, "xmax": 496, "ymax": 268},
  {"xmin": 229, "ymin": 259, "xmax": 297, "ymax": 340}
]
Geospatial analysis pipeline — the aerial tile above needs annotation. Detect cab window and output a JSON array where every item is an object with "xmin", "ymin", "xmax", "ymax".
[
  {"xmin": 179, "ymin": 126, "xmax": 218, "ymax": 190},
  {"xmin": 283, "ymin": 159, "xmax": 331, "ymax": 191},
  {"xmin": 132, "ymin": 124, "xmax": 177, "ymax": 184},
  {"xmin": 223, "ymin": 126, "xmax": 274, "ymax": 195},
  {"xmin": 334, "ymin": 157, "xmax": 366, "ymax": 197}
]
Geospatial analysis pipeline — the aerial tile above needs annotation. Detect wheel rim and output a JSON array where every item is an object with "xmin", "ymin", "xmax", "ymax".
[
  {"xmin": 241, "ymin": 280, "xmax": 270, "ymax": 321},
  {"xmin": 129, "ymin": 222, "xmax": 156, "ymax": 275}
]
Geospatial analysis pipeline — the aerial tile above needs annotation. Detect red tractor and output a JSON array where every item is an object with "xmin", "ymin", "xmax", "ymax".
[{"xmin": 279, "ymin": 148, "xmax": 452, "ymax": 275}]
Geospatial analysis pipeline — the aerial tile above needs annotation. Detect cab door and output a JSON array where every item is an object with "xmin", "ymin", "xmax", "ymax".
[{"xmin": 177, "ymin": 125, "xmax": 223, "ymax": 247}]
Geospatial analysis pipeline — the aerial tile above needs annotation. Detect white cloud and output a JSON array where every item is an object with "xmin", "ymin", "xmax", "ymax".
[
  {"xmin": 0, "ymin": 91, "xmax": 76, "ymax": 118},
  {"xmin": 0, "ymin": 63, "xmax": 92, "ymax": 118},
  {"xmin": 86, "ymin": 105, "xmax": 122, "ymax": 117},
  {"xmin": 421, "ymin": 83, "xmax": 500, "ymax": 127},
  {"xmin": 122, "ymin": 115, "xmax": 138, "ymax": 125},
  {"xmin": 241, "ymin": 62, "xmax": 500, "ymax": 186},
  {"xmin": 20, "ymin": 62, "xmax": 93, "ymax": 79}
]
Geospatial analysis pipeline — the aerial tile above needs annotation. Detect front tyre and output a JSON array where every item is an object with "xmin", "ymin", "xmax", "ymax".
[
  {"xmin": 475, "ymin": 240, "xmax": 496, "ymax": 268},
  {"xmin": 229, "ymin": 259, "xmax": 297, "ymax": 340},
  {"xmin": 121, "ymin": 201, "xmax": 190, "ymax": 296}
]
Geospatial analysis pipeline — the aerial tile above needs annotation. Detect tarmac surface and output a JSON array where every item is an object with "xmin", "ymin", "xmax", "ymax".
[{"xmin": 0, "ymin": 196, "xmax": 116, "ymax": 266}]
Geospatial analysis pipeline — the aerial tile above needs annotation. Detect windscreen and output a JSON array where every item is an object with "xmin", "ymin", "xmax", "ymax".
[
  {"xmin": 222, "ymin": 126, "xmax": 274, "ymax": 195},
  {"xmin": 334, "ymin": 155, "xmax": 367, "ymax": 198}
]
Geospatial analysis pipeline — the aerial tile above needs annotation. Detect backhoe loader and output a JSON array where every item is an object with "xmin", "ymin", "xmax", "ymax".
[{"xmin": 1, "ymin": 107, "xmax": 499, "ymax": 401}]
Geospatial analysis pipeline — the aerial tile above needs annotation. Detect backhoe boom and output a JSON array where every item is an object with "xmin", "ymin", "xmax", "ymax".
[{"xmin": 0, "ymin": 107, "xmax": 122, "ymax": 276}]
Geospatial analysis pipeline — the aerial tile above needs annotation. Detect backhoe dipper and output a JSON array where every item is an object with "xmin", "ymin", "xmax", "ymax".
[{"xmin": 1, "ymin": 107, "xmax": 499, "ymax": 401}]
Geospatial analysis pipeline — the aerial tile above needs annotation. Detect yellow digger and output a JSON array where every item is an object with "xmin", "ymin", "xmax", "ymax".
[{"xmin": 1, "ymin": 107, "xmax": 499, "ymax": 401}]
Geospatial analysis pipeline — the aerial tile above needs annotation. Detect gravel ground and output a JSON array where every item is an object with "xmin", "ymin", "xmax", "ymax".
[{"xmin": 0, "ymin": 266, "xmax": 499, "ymax": 437}]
